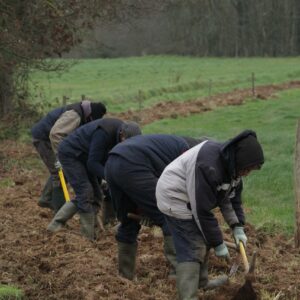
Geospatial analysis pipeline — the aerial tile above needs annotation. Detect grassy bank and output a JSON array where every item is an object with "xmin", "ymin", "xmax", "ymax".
[
  {"xmin": 30, "ymin": 56, "xmax": 300, "ymax": 113},
  {"xmin": 143, "ymin": 88, "xmax": 300, "ymax": 234}
]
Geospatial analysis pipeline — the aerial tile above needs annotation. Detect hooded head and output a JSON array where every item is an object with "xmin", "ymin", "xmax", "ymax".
[
  {"xmin": 119, "ymin": 121, "xmax": 142, "ymax": 141},
  {"xmin": 90, "ymin": 102, "xmax": 107, "ymax": 120},
  {"xmin": 235, "ymin": 134, "xmax": 264, "ymax": 175},
  {"xmin": 81, "ymin": 100, "xmax": 107, "ymax": 122}
]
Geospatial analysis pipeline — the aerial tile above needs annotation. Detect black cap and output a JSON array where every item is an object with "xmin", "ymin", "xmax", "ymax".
[
  {"xmin": 235, "ymin": 135, "xmax": 264, "ymax": 172},
  {"xmin": 121, "ymin": 121, "xmax": 142, "ymax": 139},
  {"xmin": 90, "ymin": 102, "xmax": 107, "ymax": 120}
]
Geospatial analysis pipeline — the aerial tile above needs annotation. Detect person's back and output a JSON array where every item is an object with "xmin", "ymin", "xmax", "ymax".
[
  {"xmin": 109, "ymin": 134, "xmax": 190, "ymax": 175},
  {"xmin": 59, "ymin": 118, "xmax": 124, "ymax": 157}
]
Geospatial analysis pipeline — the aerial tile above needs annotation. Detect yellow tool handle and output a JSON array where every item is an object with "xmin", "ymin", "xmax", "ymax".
[
  {"xmin": 58, "ymin": 168, "xmax": 70, "ymax": 202},
  {"xmin": 239, "ymin": 241, "xmax": 249, "ymax": 273}
]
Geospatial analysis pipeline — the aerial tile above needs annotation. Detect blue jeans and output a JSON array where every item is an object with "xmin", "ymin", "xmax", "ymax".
[{"xmin": 165, "ymin": 215, "xmax": 208, "ymax": 263}]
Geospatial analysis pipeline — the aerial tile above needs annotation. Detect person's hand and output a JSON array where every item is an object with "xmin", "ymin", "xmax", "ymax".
[
  {"xmin": 101, "ymin": 179, "xmax": 108, "ymax": 190},
  {"xmin": 55, "ymin": 160, "xmax": 62, "ymax": 170},
  {"xmin": 214, "ymin": 243, "xmax": 230, "ymax": 260},
  {"xmin": 233, "ymin": 226, "xmax": 247, "ymax": 246}
]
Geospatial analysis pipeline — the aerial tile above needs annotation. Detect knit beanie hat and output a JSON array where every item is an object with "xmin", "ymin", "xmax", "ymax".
[
  {"xmin": 121, "ymin": 121, "xmax": 142, "ymax": 139},
  {"xmin": 235, "ymin": 135, "xmax": 264, "ymax": 172},
  {"xmin": 90, "ymin": 102, "xmax": 107, "ymax": 120}
]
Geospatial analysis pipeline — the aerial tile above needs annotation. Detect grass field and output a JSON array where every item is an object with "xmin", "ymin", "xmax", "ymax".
[
  {"xmin": 30, "ymin": 56, "xmax": 300, "ymax": 113},
  {"xmin": 0, "ymin": 285, "xmax": 22, "ymax": 299},
  {"xmin": 143, "ymin": 88, "xmax": 300, "ymax": 234}
]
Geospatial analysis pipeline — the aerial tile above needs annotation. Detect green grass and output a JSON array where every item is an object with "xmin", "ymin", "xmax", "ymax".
[
  {"xmin": 0, "ymin": 285, "xmax": 23, "ymax": 300},
  {"xmin": 29, "ymin": 56, "xmax": 300, "ymax": 113},
  {"xmin": 143, "ymin": 88, "xmax": 300, "ymax": 235}
]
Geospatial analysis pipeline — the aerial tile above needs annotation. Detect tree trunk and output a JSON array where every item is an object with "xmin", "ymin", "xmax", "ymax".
[
  {"xmin": 0, "ymin": 71, "xmax": 14, "ymax": 117},
  {"xmin": 295, "ymin": 120, "xmax": 300, "ymax": 248}
]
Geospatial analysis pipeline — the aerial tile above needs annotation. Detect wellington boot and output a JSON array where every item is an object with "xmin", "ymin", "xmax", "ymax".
[
  {"xmin": 176, "ymin": 262, "xmax": 200, "ymax": 300},
  {"xmin": 51, "ymin": 186, "xmax": 66, "ymax": 212},
  {"xmin": 38, "ymin": 177, "xmax": 53, "ymax": 209},
  {"xmin": 163, "ymin": 235, "xmax": 177, "ymax": 279},
  {"xmin": 198, "ymin": 257, "xmax": 228, "ymax": 290},
  {"xmin": 118, "ymin": 241, "xmax": 138, "ymax": 280},
  {"xmin": 47, "ymin": 202, "xmax": 77, "ymax": 232},
  {"xmin": 80, "ymin": 212, "xmax": 96, "ymax": 240},
  {"xmin": 203, "ymin": 275, "xmax": 229, "ymax": 290},
  {"xmin": 102, "ymin": 199, "xmax": 116, "ymax": 225}
]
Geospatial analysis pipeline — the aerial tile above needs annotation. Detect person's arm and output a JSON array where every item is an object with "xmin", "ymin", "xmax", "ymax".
[
  {"xmin": 190, "ymin": 163, "xmax": 224, "ymax": 247},
  {"xmin": 49, "ymin": 110, "xmax": 81, "ymax": 154},
  {"xmin": 86, "ymin": 129, "xmax": 109, "ymax": 180}
]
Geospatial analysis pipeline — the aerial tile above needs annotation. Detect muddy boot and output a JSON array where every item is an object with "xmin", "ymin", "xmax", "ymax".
[
  {"xmin": 163, "ymin": 235, "xmax": 177, "ymax": 279},
  {"xmin": 118, "ymin": 241, "xmax": 138, "ymax": 280},
  {"xmin": 176, "ymin": 262, "xmax": 200, "ymax": 300},
  {"xmin": 38, "ymin": 177, "xmax": 53, "ymax": 209},
  {"xmin": 102, "ymin": 198, "xmax": 116, "ymax": 225},
  {"xmin": 47, "ymin": 202, "xmax": 77, "ymax": 232},
  {"xmin": 51, "ymin": 185, "xmax": 66, "ymax": 212},
  {"xmin": 199, "ymin": 258, "xmax": 229, "ymax": 290},
  {"xmin": 80, "ymin": 212, "xmax": 96, "ymax": 240},
  {"xmin": 203, "ymin": 275, "xmax": 229, "ymax": 290}
]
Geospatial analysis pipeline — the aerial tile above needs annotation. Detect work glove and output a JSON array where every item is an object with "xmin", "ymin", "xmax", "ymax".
[
  {"xmin": 54, "ymin": 160, "xmax": 62, "ymax": 170},
  {"xmin": 233, "ymin": 226, "xmax": 247, "ymax": 246},
  {"xmin": 214, "ymin": 242, "xmax": 230, "ymax": 261},
  {"xmin": 101, "ymin": 179, "xmax": 108, "ymax": 191}
]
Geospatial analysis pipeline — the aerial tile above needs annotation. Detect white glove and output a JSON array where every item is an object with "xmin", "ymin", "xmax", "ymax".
[{"xmin": 55, "ymin": 160, "xmax": 62, "ymax": 170}]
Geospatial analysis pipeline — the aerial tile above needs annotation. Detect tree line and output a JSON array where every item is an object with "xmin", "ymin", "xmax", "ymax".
[
  {"xmin": 1, "ymin": 0, "xmax": 299, "ymax": 116},
  {"xmin": 70, "ymin": 0, "xmax": 300, "ymax": 58}
]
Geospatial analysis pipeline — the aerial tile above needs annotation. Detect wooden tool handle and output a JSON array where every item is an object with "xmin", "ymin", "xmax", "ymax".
[{"xmin": 239, "ymin": 241, "xmax": 249, "ymax": 273}]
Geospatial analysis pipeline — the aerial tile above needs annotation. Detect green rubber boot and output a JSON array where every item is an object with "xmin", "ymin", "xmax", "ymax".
[
  {"xmin": 38, "ymin": 177, "xmax": 53, "ymax": 209},
  {"xmin": 80, "ymin": 212, "xmax": 96, "ymax": 240},
  {"xmin": 199, "ymin": 257, "xmax": 229, "ymax": 290},
  {"xmin": 163, "ymin": 235, "xmax": 177, "ymax": 279},
  {"xmin": 176, "ymin": 262, "xmax": 200, "ymax": 300},
  {"xmin": 47, "ymin": 202, "xmax": 77, "ymax": 232},
  {"xmin": 118, "ymin": 241, "xmax": 138, "ymax": 280}
]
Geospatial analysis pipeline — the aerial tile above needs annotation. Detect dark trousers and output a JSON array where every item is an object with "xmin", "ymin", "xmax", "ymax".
[
  {"xmin": 105, "ymin": 155, "xmax": 170, "ymax": 243},
  {"xmin": 164, "ymin": 215, "xmax": 208, "ymax": 263},
  {"xmin": 58, "ymin": 152, "xmax": 101, "ymax": 213},
  {"xmin": 32, "ymin": 139, "xmax": 60, "ymax": 186}
]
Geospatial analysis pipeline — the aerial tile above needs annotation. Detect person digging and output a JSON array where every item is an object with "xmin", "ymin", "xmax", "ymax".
[
  {"xmin": 105, "ymin": 134, "xmax": 202, "ymax": 280},
  {"xmin": 31, "ymin": 100, "xmax": 106, "ymax": 212},
  {"xmin": 47, "ymin": 118, "xmax": 141, "ymax": 240},
  {"xmin": 156, "ymin": 130, "xmax": 264, "ymax": 300}
]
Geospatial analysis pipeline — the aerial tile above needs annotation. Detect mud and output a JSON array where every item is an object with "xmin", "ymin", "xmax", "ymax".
[
  {"xmin": 111, "ymin": 80, "xmax": 300, "ymax": 125},
  {"xmin": 1, "ymin": 83, "xmax": 300, "ymax": 299}
]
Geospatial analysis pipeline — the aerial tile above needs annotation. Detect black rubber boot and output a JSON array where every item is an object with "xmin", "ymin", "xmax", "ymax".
[
  {"xmin": 118, "ymin": 241, "xmax": 138, "ymax": 280},
  {"xmin": 80, "ymin": 212, "xmax": 96, "ymax": 240},
  {"xmin": 176, "ymin": 262, "xmax": 200, "ymax": 300},
  {"xmin": 47, "ymin": 202, "xmax": 77, "ymax": 232},
  {"xmin": 163, "ymin": 235, "xmax": 177, "ymax": 279},
  {"xmin": 51, "ymin": 185, "xmax": 66, "ymax": 212},
  {"xmin": 38, "ymin": 177, "xmax": 53, "ymax": 209}
]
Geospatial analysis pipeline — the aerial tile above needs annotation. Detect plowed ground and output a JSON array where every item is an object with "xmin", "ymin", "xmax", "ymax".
[{"xmin": 1, "ymin": 83, "xmax": 300, "ymax": 299}]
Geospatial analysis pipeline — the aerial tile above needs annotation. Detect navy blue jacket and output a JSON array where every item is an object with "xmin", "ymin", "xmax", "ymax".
[
  {"xmin": 31, "ymin": 103, "xmax": 84, "ymax": 141},
  {"xmin": 109, "ymin": 134, "xmax": 190, "ymax": 177},
  {"xmin": 58, "ymin": 118, "xmax": 123, "ymax": 179}
]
